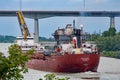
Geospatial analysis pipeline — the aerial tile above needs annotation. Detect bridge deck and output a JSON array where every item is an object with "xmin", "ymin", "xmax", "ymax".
[{"xmin": 0, "ymin": 10, "xmax": 120, "ymax": 19}]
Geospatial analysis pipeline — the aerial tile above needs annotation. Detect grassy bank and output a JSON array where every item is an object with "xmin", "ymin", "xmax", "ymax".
[{"xmin": 101, "ymin": 51, "xmax": 120, "ymax": 59}]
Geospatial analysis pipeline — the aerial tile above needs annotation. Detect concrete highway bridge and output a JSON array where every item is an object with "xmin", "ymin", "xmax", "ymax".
[{"xmin": 0, "ymin": 10, "xmax": 120, "ymax": 42}]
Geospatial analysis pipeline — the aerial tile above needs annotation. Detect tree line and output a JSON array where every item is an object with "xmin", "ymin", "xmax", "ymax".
[
  {"xmin": 0, "ymin": 35, "xmax": 16, "ymax": 43},
  {"xmin": 86, "ymin": 27, "xmax": 120, "ymax": 59},
  {"xmin": 0, "ymin": 35, "xmax": 55, "ymax": 43}
]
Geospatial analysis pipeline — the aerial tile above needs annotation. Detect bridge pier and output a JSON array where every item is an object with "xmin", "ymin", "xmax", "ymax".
[
  {"xmin": 34, "ymin": 18, "xmax": 39, "ymax": 43},
  {"xmin": 110, "ymin": 16, "xmax": 115, "ymax": 28}
]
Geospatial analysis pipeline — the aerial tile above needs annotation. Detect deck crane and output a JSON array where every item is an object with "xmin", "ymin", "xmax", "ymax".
[{"xmin": 16, "ymin": 11, "xmax": 31, "ymax": 41}]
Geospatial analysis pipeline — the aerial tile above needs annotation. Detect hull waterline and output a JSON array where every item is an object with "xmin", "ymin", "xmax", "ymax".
[{"xmin": 26, "ymin": 54, "xmax": 100, "ymax": 73}]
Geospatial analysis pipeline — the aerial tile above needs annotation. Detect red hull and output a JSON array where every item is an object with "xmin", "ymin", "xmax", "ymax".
[{"xmin": 26, "ymin": 54, "xmax": 100, "ymax": 73}]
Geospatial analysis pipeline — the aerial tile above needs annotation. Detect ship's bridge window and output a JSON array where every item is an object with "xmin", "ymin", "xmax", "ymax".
[
  {"xmin": 87, "ymin": 46, "xmax": 91, "ymax": 49},
  {"xmin": 21, "ymin": 46, "xmax": 35, "ymax": 48},
  {"xmin": 21, "ymin": 46, "xmax": 26, "ymax": 48},
  {"xmin": 28, "ymin": 46, "xmax": 32, "ymax": 48}
]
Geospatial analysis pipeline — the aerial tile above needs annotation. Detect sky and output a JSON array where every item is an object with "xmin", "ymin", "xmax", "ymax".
[{"xmin": 0, "ymin": 0, "xmax": 120, "ymax": 38}]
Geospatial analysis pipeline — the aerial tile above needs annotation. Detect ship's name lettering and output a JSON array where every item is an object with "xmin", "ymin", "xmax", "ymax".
[{"xmin": 81, "ymin": 58, "xmax": 89, "ymax": 61}]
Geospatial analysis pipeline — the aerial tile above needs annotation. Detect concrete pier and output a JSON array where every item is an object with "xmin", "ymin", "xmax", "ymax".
[
  {"xmin": 110, "ymin": 16, "xmax": 115, "ymax": 28},
  {"xmin": 34, "ymin": 18, "xmax": 39, "ymax": 43}
]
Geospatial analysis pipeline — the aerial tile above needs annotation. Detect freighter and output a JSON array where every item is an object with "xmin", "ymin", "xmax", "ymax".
[{"xmin": 16, "ymin": 11, "xmax": 100, "ymax": 73}]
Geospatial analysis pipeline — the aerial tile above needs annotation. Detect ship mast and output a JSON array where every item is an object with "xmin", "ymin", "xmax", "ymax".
[{"xmin": 75, "ymin": 0, "xmax": 86, "ymax": 48}]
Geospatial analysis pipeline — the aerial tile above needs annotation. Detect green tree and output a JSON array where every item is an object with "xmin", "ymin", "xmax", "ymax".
[
  {"xmin": 0, "ymin": 44, "xmax": 34, "ymax": 80},
  {"xmin": 39, "ymin": 74, "xmax": 70, "ymax": 80},
  {"xmin": 117, "ymin": 32, "xmax": 120, "ymax": 35},
  {"xmin": 108, "ymin": 27, "xmax": 116, "ymax": 36},
  {"xmin": 96, "ymin": 35, "xmax": 120, "ymax": 52},
  {"xmin": 102, "ymin": 31, "xmax": 109, "ymax": 37},
  {"xmin": 102, "ymin": 27, "xmax": 116, "ymax": 37},
  {"xmin": 86, "ymin": 33, "xmax": 100, "ymax": 41}
]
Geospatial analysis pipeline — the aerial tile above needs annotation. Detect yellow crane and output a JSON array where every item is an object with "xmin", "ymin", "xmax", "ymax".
[{"xmin": 16, "ymin": 11, "xmax": 31, "ymax": 41}]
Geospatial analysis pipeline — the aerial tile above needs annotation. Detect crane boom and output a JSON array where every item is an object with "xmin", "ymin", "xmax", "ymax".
[{"xmin": 16, "ymin": 11, "xmax": 31, "ymax": 40}]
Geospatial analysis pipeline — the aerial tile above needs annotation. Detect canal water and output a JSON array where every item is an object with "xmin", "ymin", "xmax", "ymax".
[
  {"xmin": 23, "ymin": 69, "xmax": 120, "ymax": 80},
  {"xmin": 1, "ymin": 43, "xmax": 120, "ymax": 80}
]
